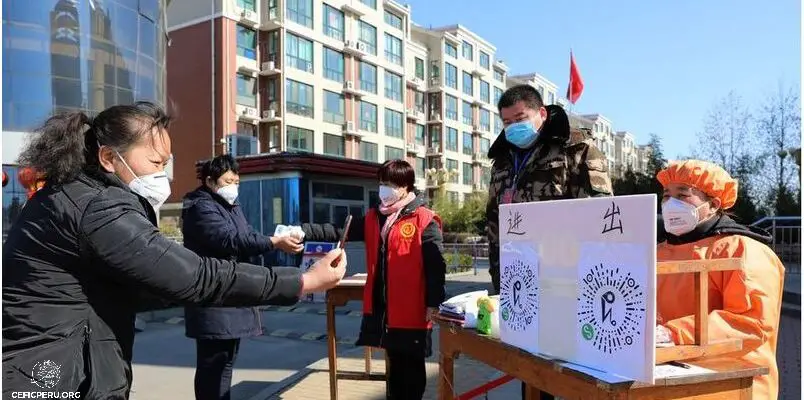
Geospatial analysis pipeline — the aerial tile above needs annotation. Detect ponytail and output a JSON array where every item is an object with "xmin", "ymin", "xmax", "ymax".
[{"xmin": 18, "ymin": 111, "xmax": 93, "ymax": 185}]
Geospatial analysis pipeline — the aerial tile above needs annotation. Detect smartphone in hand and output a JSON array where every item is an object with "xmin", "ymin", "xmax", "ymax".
[{"xmin": 332, "ymin": 215, "xmax": 352, "ymax": 267}]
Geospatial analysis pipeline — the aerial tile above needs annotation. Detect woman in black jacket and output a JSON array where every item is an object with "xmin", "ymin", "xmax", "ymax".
[
  {"xmin": 2, "ymin": 102, "xmax": 346, "ymax": 399},
  {"xmin": 303, "ymin": 159, "xmax": 447, "ymax": 400},
  {"xmin": 181, "ymin": 155, "xmax": 303, "ymax": 400}
]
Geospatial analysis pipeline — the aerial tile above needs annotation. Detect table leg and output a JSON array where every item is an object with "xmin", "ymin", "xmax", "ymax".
[
  {"xmin": 523, "ymin": 384, "xmax": 542, "ymax": 400},
  {"xmin": 327, "ymin": 300, "xmax": 338, "ymax": 400},
  {"xmin": 364, "ymin": 347, "xmax": 372, "ymax": 376}
]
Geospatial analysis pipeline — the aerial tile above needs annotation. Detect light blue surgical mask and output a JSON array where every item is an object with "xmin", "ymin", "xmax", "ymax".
[{"xmin": 504, "ymin": 120, "xmax": 539, "ymax": 149}]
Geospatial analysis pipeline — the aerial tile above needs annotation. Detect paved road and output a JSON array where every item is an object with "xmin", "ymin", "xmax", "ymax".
[{"xmin": 131, "ymin": 268, "xmax": 800, "ymax": 399}]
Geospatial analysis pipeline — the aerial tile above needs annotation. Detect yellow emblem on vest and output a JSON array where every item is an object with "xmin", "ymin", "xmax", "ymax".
[{"xmin": 399, "ymin": 222, "xmax": 416, "ymax": 239}]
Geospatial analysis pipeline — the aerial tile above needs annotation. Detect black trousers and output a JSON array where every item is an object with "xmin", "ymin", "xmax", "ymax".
[
  {"xmin": 386, "ymin": 349, "xmax": 426, "ymax": 399},
  {"xmin": 521, "ymin": 381, "xmax": 556, "ymax": 399},
  {"xmin": 194, "ymin": 338, "xmax": 241, "ymax": 400}
]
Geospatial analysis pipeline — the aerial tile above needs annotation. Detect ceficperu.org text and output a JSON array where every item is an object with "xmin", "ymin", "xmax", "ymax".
[{"xmin": 11, "ymin": 392, "xmax": 82, "ymax": 399}]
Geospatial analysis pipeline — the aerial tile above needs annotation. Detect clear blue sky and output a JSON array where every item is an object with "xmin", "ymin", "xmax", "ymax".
[{"xmin": 404, "ymin": 0, "xmax": 801, "ymax": 158}]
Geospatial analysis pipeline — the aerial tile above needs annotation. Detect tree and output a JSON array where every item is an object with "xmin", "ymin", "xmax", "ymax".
[{"xmin": 756, "ymin": 82, "xmax": 801, "ymax": 216}]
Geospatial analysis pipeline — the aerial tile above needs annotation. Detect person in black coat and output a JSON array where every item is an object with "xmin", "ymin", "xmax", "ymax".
[
  {"xmin": 181, "ymin": 155, "xmax": 304, "ymax": 400},
  {"xmin": 302, "ymin": 159, "xmax": 447, "ymax": 400},
  {"xmin": 2, "ymin": 102, "xmax": 347, "ymax": 399}
]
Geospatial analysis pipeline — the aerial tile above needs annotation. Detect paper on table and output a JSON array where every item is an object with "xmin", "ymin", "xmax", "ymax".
[{"xmin": 654, "ymin": 363, "xmax": 714, "ymax": 379}]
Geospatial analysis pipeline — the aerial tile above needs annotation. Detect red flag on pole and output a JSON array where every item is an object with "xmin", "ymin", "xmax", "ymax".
[{"xmin": 566, "ymin": 51, "xmax": 584, "ymax": 104}]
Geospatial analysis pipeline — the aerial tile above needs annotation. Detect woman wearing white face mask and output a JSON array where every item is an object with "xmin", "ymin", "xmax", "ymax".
[
  {"xmin": 300, "ymin": 159, "xmax": 447, "ymax": 399},
  {"xmin": 655, "ymin": 160, "xmax": 784, "ymax": 400},
  {"xmin": 2, "ymin": 102, "xmax": 347, "ymax": 399},
  {"xmin": 181, "ymin": 154, "xmax": 304, "ymax": 400}
]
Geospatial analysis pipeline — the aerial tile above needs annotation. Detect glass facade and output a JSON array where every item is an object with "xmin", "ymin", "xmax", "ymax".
[{"xmin": 3, "ymin": 0, "xmax": 168, "ymax": 132}]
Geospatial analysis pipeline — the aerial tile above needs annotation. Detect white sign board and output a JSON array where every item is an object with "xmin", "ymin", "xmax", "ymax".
[{"xmin": 499, "ymin": 195, "xmax": 657, "ymax": 384}]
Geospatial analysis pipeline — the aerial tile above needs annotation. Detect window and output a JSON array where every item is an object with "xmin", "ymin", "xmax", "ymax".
[
  {"xmin": 494, "ymin": 113, "xmax": 503, "ymax": 133},
  {"xmin": 236, "ymin": 25, "xmax": 257, "ymax": 60},
  {"xmin": 462, "ymin": 132, "xmax": 473, "ymax": 155},
  {"xmin": 359, "ymin": 101, "xmax": 378, "ymax": 132},
  {"xmin": 463, "ymin": 162, "xmax": 473, "ymax": 185},
  {"xmin": 462, "ymin": 101, "xmax": 473, "ymax": 125},
  {"xmin": 548, "ymin": 92, "xmax": 555, "ymax": 105},
  {"xmin": 323, "ymin": 90, "xmax": 344, "ymax": 123},
  {"xmin": 445, "ymin": 95, "xmax": 458, "ymax": 121},
  {"xmin": 447, "ymin": 159, "xmax": 459, "ymax": 183},
  {"xmin": 446, "ymin": 127, "xmax": 458, "ymax": 152},
  {"xmin": 359, "ymin": 62, "xmax": 377, "ymax": 93},
  {"xmin": 414, "ymin": 91, "xmax": 425, "ymax": 113},
  {"xmin": 481, "ymin": 166, "xmax": 491, "ymax": 184},
  {"xmin": 428, "ymin": 125, "xmax": 441, "ymax": 148},
  {"xmin": 415, "ymin": 157, "xmax": 425, "ymax": 177},
  {"xmin": 323, "ymin": 47, "xmax": 344, "ymax": 82},
  {"xmin": 493, "ymin": 87, "xmax": 503, "ymax": 105},
  {"xmin": 415, "ymin": 124, "xmax": 425, "ymax": 145},
  {"xmin": 360, "ymin": 0, "xmax": 376, "ymax": 8},
  {"xmin": 384, "ymin": 71, "xmax": 402, "ymax": 102},
  {"xmin": 494, "ymin": 69, "xmax": 504, "ymax": 82},
  {"xmin": 462, "ymin": 41, "xmax": 473, "ymax": 60},
  {"xmin": 480, "ymin": 137, "xmax": 490, "ymax": 154},
  {"xmin": 360, "ymin": 141, "xmax": 378, "ymax": 162},
  {"xmin": 462, "ymin": 72, "xmax": 473, "ymax": 96},
  {"xmin": 236, "ymin": 121, "xmax": 257, "ymax": 137},
  {"xmin": 384, "ymin": 10, "xmax": 403, "ymax": 30},
  {"xmin": 537, "ymin": 85, "xmax": 544, "ymax": 97},
  {"xmin": 384, "ymin": 109, "xmax": 403, "ymax": 138},
  {"xmin": 324, "ymin": 133, "xmax": 345, "ymax": 157},
  {"xmin": 286, "ymin": 33, "xmax": 313, "ymax": 72},
  {"xmin": 480, "ymin": 81, "xmax": 490, "ymax": 103},
  {"xmin": 358, "ymin": 21, "xmax": 377, "ymax": 55},
  {"xmin": 287, "ymin": 126, "xmax": 313, "ymax": 151},
  {"xmin": 445, "ymin": 63, "xmax": 457, "ymax": 89},
  {"xmin": 384, "ymin": 33, "xmax": 403, "ymax": 65},
  {"xmin": 414, "ymin": 58, "xmax": 425, "ymax": 79},
  {"xmin": 286, "ymin": 79, "xmax": 313, "ymax": 117},
  {"xmin": 323, "ymin": 5, "xmax": 344, "ymax": 40},
  {"xmin": 287, "ymin": 0, "xmax": 313, "ymax": 28},
  {"xmin": 430, "ymin": 62, "xmax": 440, "ymax": 79},
  {"xmin": 480, "ymin": 109, "xmax": 490, "ymax": 131},
  {"xmin": 385, "ymin": 145, "xmax": 404, "ymax": 161},
  {"xmin": 236, "ymin": 73, "xmax": 256, "ymax": 106},
  {"xmin": 238, "ymin": 0, "xmax": 256, "ymax": 11},
  {"xmin": 479, "ymin": 51, "xmax": 490, "ymax": 69},
  {"xmin": 445, "ymin": 42, "xmax": 457, "ymax": 58}
]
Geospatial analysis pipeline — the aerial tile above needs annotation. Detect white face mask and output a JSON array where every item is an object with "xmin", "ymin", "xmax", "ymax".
[
  {"xmin": 661, "ymin": 197, "xmax": 704, "ymax": 236},
  {"xmin": 378, "ymin": 185, "xmax": 400, "ymax": 206},
  {"xmin": 115, "ymin": 151, "xmax": 171, "ymax": 210},
  {"xmin": 216, "ymin": 184, "xmax": 239, "ymax": 205}
]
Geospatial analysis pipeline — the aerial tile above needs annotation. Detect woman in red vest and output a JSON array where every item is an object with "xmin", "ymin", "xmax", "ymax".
[{"xmin": 303, "ymin": 159, "xmax": 447, "ymax": 399}]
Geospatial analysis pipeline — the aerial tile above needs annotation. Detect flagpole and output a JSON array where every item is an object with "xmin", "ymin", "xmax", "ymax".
[{"xmin": 567, "ymin": 49, "xmax": 574, "ymax": 115}]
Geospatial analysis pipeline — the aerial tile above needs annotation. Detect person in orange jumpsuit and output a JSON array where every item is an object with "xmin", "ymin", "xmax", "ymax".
[{"xmin": 655, "ymin": 160, "xmax": 784, "ymax": 400}]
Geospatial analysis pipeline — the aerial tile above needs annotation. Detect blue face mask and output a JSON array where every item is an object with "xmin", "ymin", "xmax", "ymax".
[{"xmin": 504, "ymin": 120, "xmax": 539, "ymax": 149}]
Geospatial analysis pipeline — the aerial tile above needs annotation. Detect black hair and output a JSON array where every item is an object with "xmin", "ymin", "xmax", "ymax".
[
  {"xmin": 378, "ymin": 159, "xmax": 415, "ymax": 192},
  {"xmin": 199, "ymin": 154, "xmax": 240, "ymax": 184},
  {"xmin": 18, "ymin": 101, "xmax": 172, "ymax": 185},
  {"xmin": 497, "ymin": 84, "xmax": 545, "ymax": 113}
]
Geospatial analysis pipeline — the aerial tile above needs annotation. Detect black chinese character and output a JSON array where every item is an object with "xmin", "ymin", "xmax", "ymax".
[
  {"xmin": 506, "ymin": 210, "xmax": 525, "ymax": 235},
  {"xmin": 602, "ymin": 201, "xmax": 623, "ymax": 234}
]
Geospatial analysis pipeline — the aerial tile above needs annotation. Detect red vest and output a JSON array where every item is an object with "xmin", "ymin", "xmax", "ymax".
[{"xmin": 363, "ymin": 207, "xmax": 440, "ymax": 330}]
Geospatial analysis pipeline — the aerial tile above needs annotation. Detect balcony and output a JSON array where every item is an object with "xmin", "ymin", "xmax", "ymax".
[
  {"xmin": 472, "ymin": 152, "xmax": 488, "ymax": 164},
  {"xmin": 259, "ymin": 60, "xmax": 281, "ymax": 76},
  {"xmin": 472, "ymin": 124, "xmax": 489, "ymax": 135},
  {"xmin": 342, "ymin": 80, "xmax": 365, "ymax": 97},
  {"xmin": 342, "ymin": 121, "xmax": 362, "ymax": 137},
  {"xmin": 236, "ymin": 104, "xmax": 259, "ymax": 124},
  {"xmin": 471, "ymin": 66, "xmax": 487, "ymax": 78},
  {"xmin": 406, "ymin": 143, "xmax": 424, "ymax": 155},
  {"xmin": 427, "ymin": 76, "xmax": 443, "ymax": 92},
  {"xmin": 260, "ymin": 7, "xmax": 283, "ymax": 30},
  {"xmin": 260, "ymin": 109, "xmax": 281, "ymax": 123},
  {"xmin": 344, "ymin": 40, "xmax": 368, "ymax": 58},
  {"xmin": 405, "ymin": 107, "xmax": 424, "ymax": 121},
  {"xmin": 340, "ymin": 1, "xmax": 366, "ymax": 16},
  {"xmin": 426, "ymin": 146, "xmax": 443, "ymax": 157},
  {"xmin": 427, "ymin": 112, "xmax": 442, "ymax": 124},
  {"xmin": 472, "ymin": 182, "xmax": 488, "ymax": 192},
  {"xmin": 238, "ymin": 7, "xmax": 260, "ymax": 28},
  {"xmin": 236, "ymin": 55, "xmax": 260, "ymax": 77},
  {"xmin": 472, "ymin": 98, "xmax": 484, "ymax": 107},
  {"xmin": 406, "ymin": 76, "xmax": 424, "ymax": 90}
]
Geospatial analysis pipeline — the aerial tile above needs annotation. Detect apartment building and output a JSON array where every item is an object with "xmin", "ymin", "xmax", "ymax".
[
  {"xmin": 410, "ymin": 24, "xmax": 508, "ymax": 203},
  {"xmin": 508, "ymin": 73, "xmax": 560, "ymax": 106}
]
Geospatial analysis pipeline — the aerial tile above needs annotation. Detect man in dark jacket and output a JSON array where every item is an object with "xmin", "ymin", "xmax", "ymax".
[
  {"xmin": 181, "ymin": 155, "xmax": 303, "ymax": 400},
  {"xmin": 485, "ymin": 85, "xmax": 613, "ymax": 400}
]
